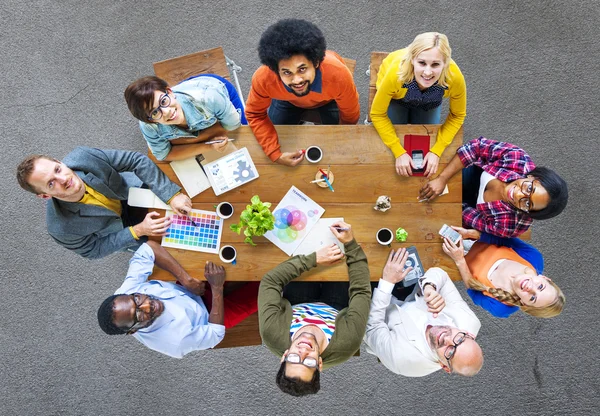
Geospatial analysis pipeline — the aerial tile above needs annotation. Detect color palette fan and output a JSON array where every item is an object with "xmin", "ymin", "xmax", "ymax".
[{"xmin": 161, "ymin": 209, "xmax": 223, "ymax": 254}]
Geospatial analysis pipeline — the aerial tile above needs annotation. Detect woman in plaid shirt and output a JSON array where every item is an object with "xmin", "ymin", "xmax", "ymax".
[{"xmin": 419, "ymin": 137, "xmax": 568, "ymax": 238}]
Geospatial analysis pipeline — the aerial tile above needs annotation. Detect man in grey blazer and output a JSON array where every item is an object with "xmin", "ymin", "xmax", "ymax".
[
  {"xmin": 364, "ymin": 248, "xmax": 483, "ymax": 377},
  {"xmin": 17, "ymin": 147, "xmax": 191, "ymax": 259}
]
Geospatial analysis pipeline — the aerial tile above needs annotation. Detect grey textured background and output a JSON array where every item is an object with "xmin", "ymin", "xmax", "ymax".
[{"xmin": 1, "ymin": 1, "xmax": 598, "ymax": 415}]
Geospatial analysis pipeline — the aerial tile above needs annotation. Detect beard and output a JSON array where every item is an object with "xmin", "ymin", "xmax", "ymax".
[{"xmin": 288, "ymin": 81, "xmax": 312, "ymax": 97}]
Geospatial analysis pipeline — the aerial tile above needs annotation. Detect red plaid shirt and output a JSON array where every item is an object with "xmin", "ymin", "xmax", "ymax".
[{"xmin": 458, "ymin": 137, "xmax": 535, "ymax": 238}]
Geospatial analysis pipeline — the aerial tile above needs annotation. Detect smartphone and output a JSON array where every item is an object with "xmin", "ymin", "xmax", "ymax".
[
  {"xmin": 412, "ymin": 150, "xmax": 424, "ymax": 170},
  {"xmin": 439, "ymin": 224, "xmax": 461, "ymax": 245}
]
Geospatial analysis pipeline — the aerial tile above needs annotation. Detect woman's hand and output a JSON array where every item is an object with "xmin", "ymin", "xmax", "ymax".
[
  {"xmin": 442, "ymin": 236, "xmax": 465, "ymax": 264},
  {"xmin": 395, "ymin": 153, "xmax": 414, "ymax": 177},
  {"xmin": 451, "ymin": 226, "xmax": 481, "ymax": 240},
  {"xmin": 423, "ymin": 152, "xmax": 440, "ymax": 178}
]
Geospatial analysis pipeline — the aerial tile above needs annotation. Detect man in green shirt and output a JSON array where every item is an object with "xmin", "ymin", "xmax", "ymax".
[{"xmin": 258, "ymin": 221, "xmax": 371, "ymax": 396}]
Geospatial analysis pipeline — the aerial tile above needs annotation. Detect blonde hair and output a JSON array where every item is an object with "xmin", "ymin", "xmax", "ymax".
[
  {"xmin": 397, "ymin": 32, "xmax": 452, "ymax": 87},
  {"xmin": 468, "ymin": 277, "xmax": 565, "ymax": 319}
]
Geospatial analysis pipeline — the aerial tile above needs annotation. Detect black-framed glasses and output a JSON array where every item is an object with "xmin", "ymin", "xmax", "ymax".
[
  {"xmin": 284, "ymin": 353, "xmax": 318, "ymax": 369},
  {"xmin": 518, "ymin": 180, "xmax": 537, "ymax": 212},
  {"xmin": 148, "ymin": 92, "xmax": 171, "ymax": 121},
  {"xmin": 443, "ymin": 332, "xmax": 475, "ymax": 369},
  {"xmin": 125, "ymin": 293, "xmax": 149, "ymax": 332}
]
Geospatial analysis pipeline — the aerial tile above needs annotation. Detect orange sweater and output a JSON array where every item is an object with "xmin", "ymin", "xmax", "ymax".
[
  {"xmin": 465, "ymin": 242, "xmax": 534, "ymax": 299},
  {"xmin": 245, "ymin": 51, "xmax": 360, "ymax": 161}
]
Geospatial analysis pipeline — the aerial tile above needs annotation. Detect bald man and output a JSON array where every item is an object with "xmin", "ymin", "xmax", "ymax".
[{"xmin": 364, "ymin": 248, "xmax": 483, "ymax": 377}]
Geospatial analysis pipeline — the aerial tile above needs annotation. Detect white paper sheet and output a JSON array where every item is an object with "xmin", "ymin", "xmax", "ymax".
[
  {"xmin": 169, "ymin": 157, "xmax": 211, "ymax": 198},
  {"xmin": 264, "ymin": 186, "xmax": 325, "ymax": 256},
  {"xmin": 293, "ymin": 218, "xmax": 345, "ymax": 256},
  {"xmin": 127, "ymin": 188, "xmax": 170, "ymax": 210}
]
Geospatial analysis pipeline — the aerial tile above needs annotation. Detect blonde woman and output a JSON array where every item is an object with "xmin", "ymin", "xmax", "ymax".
[
  {"xmin": 442, "ymin": 227, "xmax": 565, "ymax": 318},
  {"xmin": 371, "ymin": 32, "xmax": 466, "ymax": 177}
]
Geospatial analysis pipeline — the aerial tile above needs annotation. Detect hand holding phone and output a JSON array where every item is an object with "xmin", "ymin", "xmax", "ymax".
[{"xmin": 439, "ymin": 224, "xmax": 461, "ymax": 244}]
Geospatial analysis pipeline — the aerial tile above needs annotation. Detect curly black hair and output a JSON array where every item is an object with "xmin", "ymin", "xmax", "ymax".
[
  {"xmin": 258, "ymin": 19, "xmax": 326, "ymax": 73},
  {"xmin": 97, "ymin": 294, "xmax": 127, "ymax": 335},
  {"xmin": 275, "ymin": 361, "xmax": 321, "ymax": 396}
]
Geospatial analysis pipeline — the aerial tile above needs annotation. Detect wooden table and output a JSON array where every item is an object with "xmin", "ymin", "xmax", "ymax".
[{"xmin": 151, "ymin": 124, "xmax": 462, "ymax": 282}]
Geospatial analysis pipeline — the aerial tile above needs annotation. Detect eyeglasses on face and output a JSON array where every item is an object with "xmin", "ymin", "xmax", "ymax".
[
  {"xmin": 518, "ymin": 180, "xmax": 538, "ymax": 212},
  {"xmin": 148, "ymin": 92, "xmax": 171, "ymax": 121},
  {"xmin": 125, "ymin": 293, "xmax": 149, "ymax": 332},
  {"xmin": 443, "ymin": 332, "xmax": 475, "ymax": 369},
  {"xmin": 284, "ymin": 353, "xmax": 318, "ymax": 369}
]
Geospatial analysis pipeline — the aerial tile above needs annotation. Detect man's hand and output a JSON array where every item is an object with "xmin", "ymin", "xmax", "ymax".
[
  {"xmin": 169, "ymin": 193, "xmax": 193, "ymax": 216},
  {"xmin": 316, "ymin": 243, "xmax": 345, "ymax": 266},
  {"xmin": 276, "ymin": 150, "xmax": 304, "ymax": 167},
  {"xmin": 419, "ymin": 176, "xmax": 448, "ymax": 201},
  {"xmin": 451, "ymin": 225, "xmax": 481, "ymax": 240},
  {"xmin": 382, "ymin": 248, "xmax": 412, "ymax": 284},
  {"xmin": 133, "ymin": 211, "xmax": 172, "ymax": 237},
  {"xmin": 188, "ymin": 280, "xmax": 206, "ymax": 296},
  {"xmin": 423, "ymin": 152, "xmax": 440, "ymax": 178},
  {"xmin": 441, "ymin": 236, "xmax": 465, "ymax": 264},
  {"xmin": 423, "ymin": 284, "xmax": 446, "ymax": 317},
  {"xmin": 330, "ymin": 220, "xmax": 354, "ymax": 244},
  {"xmin": 395, "ymin": 153, "xmax": 414, "ymax": 177},
  {"xmin": 204, "ymin": 261, "xmax": 226, "ymax": 289},
  {"xmin": 210, "ymin": 136, "xmax": 230, "ymax": 152}
]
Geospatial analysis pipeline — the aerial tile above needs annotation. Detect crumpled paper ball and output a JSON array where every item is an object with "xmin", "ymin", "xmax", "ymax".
[
  {"xmin": 395, "ymin": 227, "xmax": 408, "ymax": 242},
  {"xmin": 374, "ymin": 195, "xmax": 392, "ymax": 212}
]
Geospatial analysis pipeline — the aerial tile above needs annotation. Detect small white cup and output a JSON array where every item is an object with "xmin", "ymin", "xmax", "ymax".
[
  {"xmin": 216, "ymin": 202, "xmax": 234, "ymax": 219},
  {"xmin": 219, "ymin": 245, "xmax": 237, "ymax": 264},
  {"xmin": 376, "ymin": 228, "xmax": 394, "ymax": 247},
  {"xmin": 305, "ymin": 145, "xmax": 323, "ymax": 163}
]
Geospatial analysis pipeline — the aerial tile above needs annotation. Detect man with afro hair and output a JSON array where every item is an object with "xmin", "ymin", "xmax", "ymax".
[{"xmin": 246, "ymin": 19, "xmax": 360, "ymax": 166}]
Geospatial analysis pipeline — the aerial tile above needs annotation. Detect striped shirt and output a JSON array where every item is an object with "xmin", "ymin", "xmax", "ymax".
[{"xmin": 290, "ymin": 303, "xmax": 338, "ymax": 342}]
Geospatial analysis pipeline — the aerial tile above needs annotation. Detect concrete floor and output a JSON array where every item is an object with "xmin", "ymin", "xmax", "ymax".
[{"xmin": 1, "ymin": 1, "xmax": 598, "ymax": 415}]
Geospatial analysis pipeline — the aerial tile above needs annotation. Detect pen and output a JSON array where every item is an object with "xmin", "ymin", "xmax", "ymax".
[
  {"xmin": 333, "ymin": 227, "xmax": 349, "ymax": 231},
  {"xmin": 319, "ymin": 168, "xmax": 329, "ymax": 179},
  {"xmin": 204, "ymin": 138, "xmax": 236, "ymax": 145},
  {"xmin": 322, "ymin": 176, "xmax": 335, "ymax": 192},
  {"xmin": 311, "ymin": 178, "xmax": 326, "ymax": 183}
]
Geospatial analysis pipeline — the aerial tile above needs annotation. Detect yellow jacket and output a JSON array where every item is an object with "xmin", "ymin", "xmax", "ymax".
[{"xmin": 370, "ymin": 48, "xmax": 466, "ymax": 157}]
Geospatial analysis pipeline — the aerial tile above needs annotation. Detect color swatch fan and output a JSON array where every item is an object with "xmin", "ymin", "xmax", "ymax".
[{"xmin": 161, "ymin": 209, "xmax": 223, "ymax": 254}]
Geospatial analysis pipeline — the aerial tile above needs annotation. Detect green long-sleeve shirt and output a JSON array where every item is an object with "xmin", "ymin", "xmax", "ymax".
[{"xmin": 258, "ymin": 239, "xmax": 371, "ymax": 370}]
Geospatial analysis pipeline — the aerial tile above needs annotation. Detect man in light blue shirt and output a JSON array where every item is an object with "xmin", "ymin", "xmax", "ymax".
[
  {"xmin": 125, "ymin": 75, "xmax": 243, "ymax": 161},
  {"xmin": 97, "ymin": 240, "xmax": 227, "ymax": 358}
]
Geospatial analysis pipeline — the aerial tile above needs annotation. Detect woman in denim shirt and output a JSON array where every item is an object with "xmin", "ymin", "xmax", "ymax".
[{"xmin": 125, "ymin": 75, "xmax": 244, "ymax": 161}]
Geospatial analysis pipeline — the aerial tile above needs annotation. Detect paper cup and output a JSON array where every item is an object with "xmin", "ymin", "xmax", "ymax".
[
  {"xmin": 216, "ymin": 202, "xmax": 234, "ymax": 219},
  {"xmin": 305, "ymin": 146, "xmax": 323, "ymax": 163},
  {"xmin": 376, "ymin": 228, "xmax": 394, "ymax": 247},
  {"xmin": 219, "ymin": 245, "xmax": 237, "ymax": 264}
]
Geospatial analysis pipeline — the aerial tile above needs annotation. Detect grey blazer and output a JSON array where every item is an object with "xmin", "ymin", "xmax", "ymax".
[{"xmin": 46, "ymin": 147, "xmax": 181, "ymax": 259}]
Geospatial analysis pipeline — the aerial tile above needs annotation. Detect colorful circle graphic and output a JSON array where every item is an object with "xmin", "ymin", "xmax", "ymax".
[{"xmin": 273, "ymin": 206, "xmax": 308, "ymax": 242}]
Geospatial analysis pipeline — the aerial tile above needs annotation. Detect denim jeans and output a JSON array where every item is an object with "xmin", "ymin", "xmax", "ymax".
[
  {"xmin": 268, "ymin": 99, "xmax": 340, "ymax": 125},
  {"xmin": 283, "ymin": 281, "xmax": 349, "ymax": 311},
  {"xmin": 387, "ymin": 99, "xmax": 442, "ymax": 124}
]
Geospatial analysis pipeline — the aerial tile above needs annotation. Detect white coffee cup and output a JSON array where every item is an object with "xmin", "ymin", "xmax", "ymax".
[
  {"xmin": 376, "ymin": 228, "xmax": 394, "ymax": 247},
  {"xmin": 219, "ymin": 245, "xmax": 237, "ymax": 264},
  {"xmin": 216, "ymin": 202, "xmax": 234, "ymax": 219},
  {"xmin": 305, "ymin": 145, "xmax": 323, "ymax": 163}
]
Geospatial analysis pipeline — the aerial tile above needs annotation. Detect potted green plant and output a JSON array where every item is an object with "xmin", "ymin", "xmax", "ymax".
[{"xmin": 230, "ymin": 195, "xmax": 275, "ymax": 246}]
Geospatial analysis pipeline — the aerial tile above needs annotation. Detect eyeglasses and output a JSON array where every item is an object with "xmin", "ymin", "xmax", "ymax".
[
  {"xmin": 518, "ymin": 180, "xmax": 538, "ymax": 212},
  {"xmin": 443, "ymin": 332, "xmax": 475, "ymax": 370},
  {"xmin": 284, "ymin": 353, "xmax": 319, "ymax": 369},
  {"xmin": 148, "ymin": 92, "xmax": 171, "ymax": 121},
  {"xmin": 125, "ymin": 293, "xmax": 153, "ymax": 332}
]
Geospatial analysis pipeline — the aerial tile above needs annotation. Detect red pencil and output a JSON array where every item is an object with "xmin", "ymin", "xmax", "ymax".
[{"xmin": 319, "ymin": 168, "xmax": 329, "ymax": 179}]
